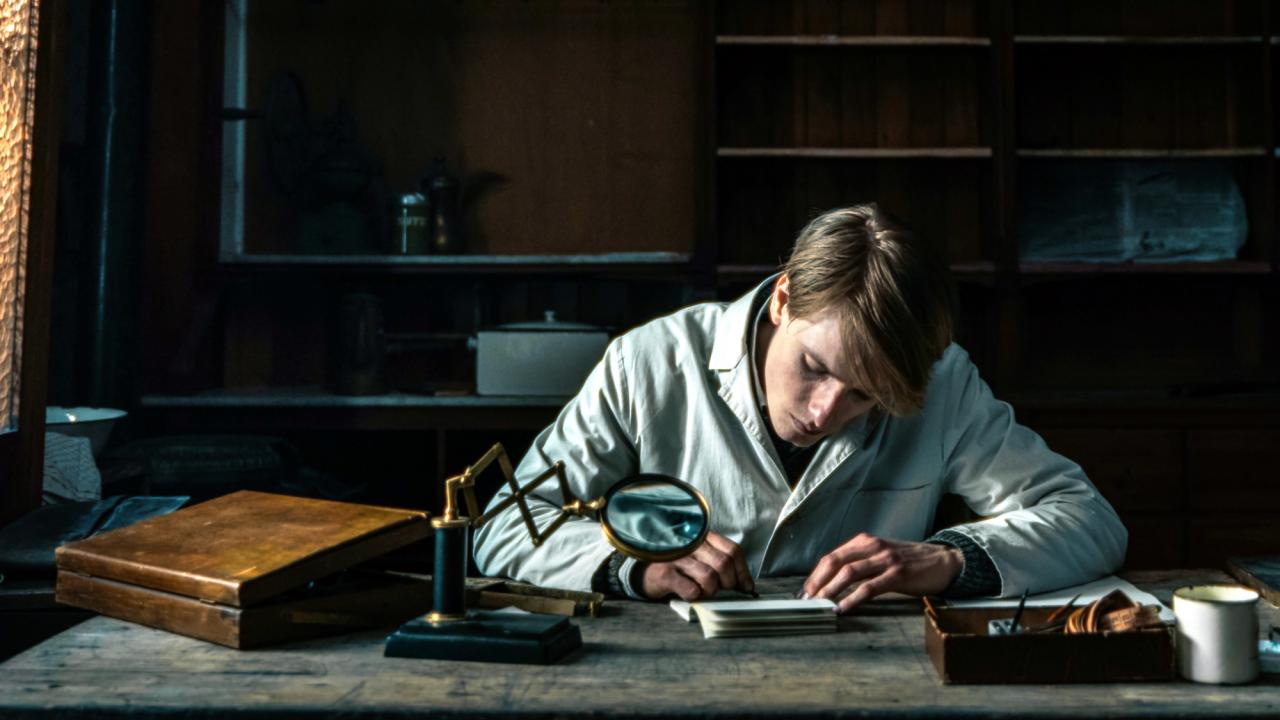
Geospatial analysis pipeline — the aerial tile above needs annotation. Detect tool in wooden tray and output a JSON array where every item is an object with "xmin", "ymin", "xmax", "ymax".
[
  {"xmin": 1020, "ymin": 593, "xmax": 1082, "ymax": 634},
  {"xmin": 980, "ymin": 590, "xmax": 1163, "ymax": 636},
  {"xmin": 1063, "ymin": 590, "xmax": 1164, "ymax": 634}
]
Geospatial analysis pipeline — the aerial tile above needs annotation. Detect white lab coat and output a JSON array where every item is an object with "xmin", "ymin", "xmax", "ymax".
[{"xmin": 473, "ymin": 280, "xmax": 1127, "ymax": 597}]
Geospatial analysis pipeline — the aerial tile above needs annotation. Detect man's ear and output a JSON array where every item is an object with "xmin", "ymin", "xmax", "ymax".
[{"xmin": 769, "ymin": 274, "xmax": 791, "ymax": 326}]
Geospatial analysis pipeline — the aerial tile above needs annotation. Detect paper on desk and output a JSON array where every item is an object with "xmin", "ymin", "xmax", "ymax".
[
  {"xmin": 946, "ymin": 575, "xmax": 1174, "ymax": 623},
  {"xmin": 43, "ymin": 432, "xmax": 101, "ymax": 503},
  {"xmin": 671, "ymin": 600, "xmax": 694, "ymax": 621},
  {"xmin": 490, "ymin": 605, "xmax": 533, "ymax": 615},
  {"xmin": 670, "ymin": 593, "xmax": 796, "ymax": 622}
]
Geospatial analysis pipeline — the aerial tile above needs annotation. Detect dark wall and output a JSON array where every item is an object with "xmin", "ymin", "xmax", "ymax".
[{"xmin": 53, "ymin": 0, "xmax": 1280, "ymax": 569}]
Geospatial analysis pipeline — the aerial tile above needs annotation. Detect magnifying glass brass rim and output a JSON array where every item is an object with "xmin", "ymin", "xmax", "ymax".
[{"xmin": 598, "ymin": 474, "xmax": 710, "ymax": 563}]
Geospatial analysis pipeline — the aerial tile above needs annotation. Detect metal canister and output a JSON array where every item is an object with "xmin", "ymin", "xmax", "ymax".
[
  {"xmin": 428, "ymin": 174, "xmax": 464, "ymax": 254},
  {"xmin": 392, "ymin": 192, "xmax": 430, "ymax": 254}
]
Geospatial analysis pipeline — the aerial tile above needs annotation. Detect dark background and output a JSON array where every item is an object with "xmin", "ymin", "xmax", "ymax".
[{"xmin": 35, "ymin": 0, "xmax": 1280, "ymax": 572}]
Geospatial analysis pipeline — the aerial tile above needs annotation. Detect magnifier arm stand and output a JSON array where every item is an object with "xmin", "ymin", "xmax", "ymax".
[
  {"xmin": 386, "ymin": 445, "xmax": 588, "ymax": 664},
  {"xmin": 387, "ymin": 444, "xmax": 707, "ymax": 664},
  {"xmin": 471, "ymin": 459, "xmax": 588, "ymax": 538},
  {"xmin": 439, "ymin": 473, "xmax": 480, "ymax": 523}
]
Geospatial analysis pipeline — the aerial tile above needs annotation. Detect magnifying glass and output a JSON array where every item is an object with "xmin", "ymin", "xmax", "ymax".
[{"xmin": 598, "ymin": 474, "xmax": 709, "ymax": 563}]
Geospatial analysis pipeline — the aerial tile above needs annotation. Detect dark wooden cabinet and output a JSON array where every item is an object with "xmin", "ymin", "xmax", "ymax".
[
  {"xmin": 140, "ymin": 1, "xmax": 1280, "ymax": 565},
  {"xmin": 712, "ymin": 1, "xmax": 994, "ymax": 270}
]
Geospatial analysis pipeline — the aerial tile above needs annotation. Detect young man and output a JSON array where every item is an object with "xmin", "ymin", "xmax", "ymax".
[{"xmin": 474, "ymin": 204, "xmax": 1126, "ymax": 612}]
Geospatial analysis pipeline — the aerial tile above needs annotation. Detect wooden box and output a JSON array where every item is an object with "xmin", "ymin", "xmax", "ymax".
[
  {"xmin": 54, "ymin": 491, "xmax": 434, "ymax": 648},
  {"xmin": 924, "ymin": 606, "xmax": 1175, "ymax": 684}
]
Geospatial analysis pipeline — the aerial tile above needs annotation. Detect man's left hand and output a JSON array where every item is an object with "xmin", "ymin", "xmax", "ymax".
[{"xmin": 800, "ymin": 533, "xmax": 963, "ymax": 614}]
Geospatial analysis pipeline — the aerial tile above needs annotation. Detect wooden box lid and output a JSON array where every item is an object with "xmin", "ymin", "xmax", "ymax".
[{"xmin": 55, "ymin": 491, "xmax": 431, "ymax": 608}]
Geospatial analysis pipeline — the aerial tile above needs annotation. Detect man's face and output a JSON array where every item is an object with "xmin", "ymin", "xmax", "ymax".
[{"xmin": 758, "ymin": 278, "xmax": 878, "ymax": 448}]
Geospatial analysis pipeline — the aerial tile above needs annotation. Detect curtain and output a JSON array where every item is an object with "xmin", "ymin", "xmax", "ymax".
[{"xmin": 0, "ymin": 0, "xmax": 40, "ymax": 432}]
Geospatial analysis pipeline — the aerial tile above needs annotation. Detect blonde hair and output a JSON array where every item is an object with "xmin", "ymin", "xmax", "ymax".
[{"xmin": 781, "ymin": 204, "xmax": 954, "ymax": 415}]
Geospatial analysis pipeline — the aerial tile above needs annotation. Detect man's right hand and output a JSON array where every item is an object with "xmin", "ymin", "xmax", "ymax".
[{"xmin": 638, "ymin": 532, "xmax": 754, "ymax": 600}]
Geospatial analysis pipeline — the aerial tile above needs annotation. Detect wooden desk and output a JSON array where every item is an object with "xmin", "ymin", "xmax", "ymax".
[{"xmin": 1, "ymin": 571, "xmax": 1277, "ymax": 718}]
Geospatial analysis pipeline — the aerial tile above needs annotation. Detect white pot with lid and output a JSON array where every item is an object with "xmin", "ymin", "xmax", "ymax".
[{"xmin": 474, "ymin": 311, "xmax": 609, "ymax": 397}]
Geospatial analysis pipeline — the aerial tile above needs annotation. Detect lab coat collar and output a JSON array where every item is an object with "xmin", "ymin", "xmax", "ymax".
[
  {"xmin": 709, "ymin": 274, "xmax": 784, "ymax": 479},
  {"xmin": 708, "ymin": 274, "xmax": 778, "ymax": 371}
]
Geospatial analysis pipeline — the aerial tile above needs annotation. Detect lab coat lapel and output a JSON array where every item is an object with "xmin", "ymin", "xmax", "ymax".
[
  {"xmin": 709, "ymin": 277, "xmax": 789, "ymax": 484},
  {"xmin": 782, "ymin": 412, "xmax": 875, "ymax": 517},
  {"xmin": 716, "ymin": 361, "xmax": 772, "ymax": 456},
  {"xmin": 758, "ymin": 416, "xmax": 878, "ymax": 572}
]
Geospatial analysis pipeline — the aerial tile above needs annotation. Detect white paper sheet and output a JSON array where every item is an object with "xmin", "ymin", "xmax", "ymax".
[
  {"xmin": 670, "ymin": 596, "xmax": 838, "ymax": 638},
  {"xmin": 670, "ymin": 594, "xmax": 820, "ymax": 623},
  {"xmin": 671, "ymin": 599, "xmax": 694, "ymax": 622},
  {"xmin": 945, "ymin": 575, "xmax": 1175, "ymax": 623}
]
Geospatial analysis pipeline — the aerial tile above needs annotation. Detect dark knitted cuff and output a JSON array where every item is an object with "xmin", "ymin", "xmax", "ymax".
[
  {"xmin": 627, "ymin": 558, "xmax": 650, "ymax": 599},
  {"xmin": 926, "ymin": 528, "xmax": 1001, "ymax": 598},
  {"xmin": 590, "ymin": 551, "xmax": 630, "ymax": 598}
]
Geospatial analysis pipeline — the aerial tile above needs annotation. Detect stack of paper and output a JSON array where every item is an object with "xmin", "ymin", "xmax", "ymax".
[{"xmin": 671, "ymin": 597, "xmax": 837, "ymax": 639}]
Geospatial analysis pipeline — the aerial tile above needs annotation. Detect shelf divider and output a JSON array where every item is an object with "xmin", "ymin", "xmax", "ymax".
[
  {"xmin": 1014, "ymin": 35, "xmax": 1264, "ymax": 46},
  {"xmin": 217, "ymin": 252, "xmax": 694, "ymax": 273},
  {"xmin": 717, "ymin": 147, "xmax": 992, "ymax": 159},
  {"xmin": 716, "ymin": 35, "xmax": 991, "ymax": 47},
  {"xmin": 1017, "ymin": 148, "xmax": 1267, "ymax": 158},
  {"xmin": 1017, "ymin": 261, "xmax": 1272, "ymax": 275}
]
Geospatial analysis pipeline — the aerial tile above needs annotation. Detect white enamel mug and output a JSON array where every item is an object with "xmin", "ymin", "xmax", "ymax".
[{"xmin": 1173, "ymin": 585, "xmax": 1260, "ymax": 684}]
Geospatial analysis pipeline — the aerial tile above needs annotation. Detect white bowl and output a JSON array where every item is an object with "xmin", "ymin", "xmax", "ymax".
[{"xmin": 45, "ymin": 406, "xmax": 127, "ymax": 458}]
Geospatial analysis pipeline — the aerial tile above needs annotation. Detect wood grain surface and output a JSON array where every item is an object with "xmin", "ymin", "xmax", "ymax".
[
  {"xmin": 1229, "ymin": 556, "xmax": 1280, "ymax": 608},
  {"xmin": 55, "ymin": 571, "xmax": 435, "ymax": 649},
  {"xmin": 55, "ymin": 491, "xmax": 431, "ymax": 607},
  {"xmin": 2, "ymin": 571, "xmax": 1278, "ymax": 718}
]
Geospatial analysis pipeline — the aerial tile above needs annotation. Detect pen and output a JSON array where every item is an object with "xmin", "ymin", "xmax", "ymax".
[{"xmin": 1009, "ymin": 589, "xmax": 1030, "ymax": 635}]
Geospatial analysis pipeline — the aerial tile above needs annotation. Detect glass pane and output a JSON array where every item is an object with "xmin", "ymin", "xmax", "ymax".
[
  {"xmin": 0, "ymin": 0, "xmax": 40, "ymax": 432},
  {"xmin": 604, "ymin": 480, "xmax": 706, "ymax": 554}
]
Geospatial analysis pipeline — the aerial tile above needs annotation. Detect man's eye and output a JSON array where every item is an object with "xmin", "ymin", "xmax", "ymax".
[{"xmin": 800, "ymin": 356, "xmax": 821, "ymax": 376}]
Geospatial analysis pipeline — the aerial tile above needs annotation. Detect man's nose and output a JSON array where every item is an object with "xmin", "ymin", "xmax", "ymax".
[{"xmin": 807, "ymin": 383, "xmax": 842, "ymax": 428}]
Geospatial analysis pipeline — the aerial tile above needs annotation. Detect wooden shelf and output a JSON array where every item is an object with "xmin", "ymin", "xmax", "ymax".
[
  {"xmin": 140, "ymin": 389, "xmax": 567, "ymax": 431},
  {"xmin": 720, "ymin": 261, "xmax": 1266, "ymax": 281},
  {"xmin": 141, "ymin": 389, "xmax": 568, "ymax": 409},
  {"xmin": 1017, "ymin": 148, "xmax": 1267, "ymax": 159},
  {"xmin": 715, "ymin": 265, "xmax": 777, "ymax": 279},
  {"xmin": 217, "ymin": 252, "xmax": 693, "ymax": 275},
  {"xmin": 1007, "ymin": 388, "xmax": 1280, "ymax": 414},
  {"xmin": 1015, "ymin": 35, "xmax": 1264, "ymax": 46},
  {"xmin": 718, "ymin": 147, "xmax": 993, "ymax": 159},
  {"xmin": 1018, "ymin": 261, "xmax": 1272, "ymax": 275},
  {"xmin": 948, "ymin": 261, "xmax": 999, "ymax": 276},
  {"xmin": 717, "ymin": 35, "xmax": 990, "ymax": 47},
  {"xmin": 722, "ymin": 262, "xmax": 1274, "ymax": 278},
  {"xmin": 717, "ymin": 261, "xmax": 997, "ymax": 280}
]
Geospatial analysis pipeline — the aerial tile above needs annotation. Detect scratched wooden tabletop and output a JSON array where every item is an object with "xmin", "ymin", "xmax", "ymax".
[{"xmin": 1, "ymin": 570, "xmax": 1277, "ymax": 718}]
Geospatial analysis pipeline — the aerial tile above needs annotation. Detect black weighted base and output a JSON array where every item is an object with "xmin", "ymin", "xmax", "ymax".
[{"xmin": 383, "ymin": 609, "xmax": 582, "ymax": 664}]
